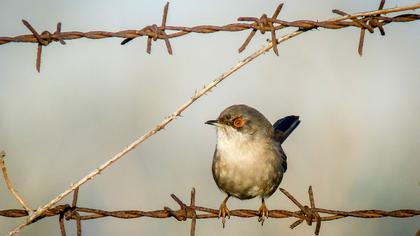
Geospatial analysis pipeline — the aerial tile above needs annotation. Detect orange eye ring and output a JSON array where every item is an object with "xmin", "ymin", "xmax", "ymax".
[{"xmin": 233, "ymin": 117, "xmax": 245, "ymax": 128}]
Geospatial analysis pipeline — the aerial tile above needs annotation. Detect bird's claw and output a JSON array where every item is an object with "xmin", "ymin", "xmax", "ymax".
[
  {"xmin": 218, "ymin": 201, "xmax": 230, "ymax": 228},
  {"xmin": 257, "ymin": 201, "xmax": 269, "ymax": 225}
]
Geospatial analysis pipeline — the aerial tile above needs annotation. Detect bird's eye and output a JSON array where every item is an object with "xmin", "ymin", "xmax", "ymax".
[{"xmin": 233, "ymin": 117, "xmax": 245, "ymax": 128}]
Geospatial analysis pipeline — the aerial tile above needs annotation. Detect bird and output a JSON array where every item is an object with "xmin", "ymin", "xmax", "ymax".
[{"xmin": 205, "ymin": 104, "xmax": 300, "ymax": 226}]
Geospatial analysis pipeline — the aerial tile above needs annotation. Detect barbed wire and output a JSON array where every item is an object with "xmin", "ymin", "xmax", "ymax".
[
  {"xmin": 0, "ymin": 1, "xmax": 419, "ymax": 72},
  {"xmin": 1, "ymin": 1, "xmax": 419, "ymax": 236},
  {"xmin": 1, "ymin": 182, "xmax": 419, "ymax": 236}
]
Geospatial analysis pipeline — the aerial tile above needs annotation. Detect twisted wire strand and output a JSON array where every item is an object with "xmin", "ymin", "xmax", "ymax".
[
  {"xmin": 0, "ymin": 2, "xmax": 418, "ymax": 71},
  {"xmin": 1, "ymin": 187, "xmax": 419, "ymax": 236}
]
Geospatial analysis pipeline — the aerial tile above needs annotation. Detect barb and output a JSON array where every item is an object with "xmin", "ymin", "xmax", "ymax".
[
  {"xmin": 121, "ymin": 2, "xmax": 172, "ymax": 55},
  {"xmin": 1, "ymin": 187, "xmax": 419, "ymax": 236},
  {"xmin": 332, "ymin": 0, "xmax": 388, "ymax": 56},
  {"xmin": 190, "ymin": 188, "xmax": 197, "ymax": 236},
  {"xmin": 238, "ymin": 3, "xmax": 285, "ymax": 55},
  {"xmin": 0, "ymin": 2, "xmax": 419, "ymax": 72},
  {"xmin": 280, "ymin": 187, "xmax": 322, "ymax": 235},
  {"xmin": 20, "ymin": 20, "xmax": 65, "ymax": 72}
]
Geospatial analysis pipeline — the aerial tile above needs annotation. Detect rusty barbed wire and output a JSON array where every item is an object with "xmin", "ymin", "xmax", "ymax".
[
  {"xmin": 1, "ymin": 186, "xmax": 419, "ymax": 236},
  {"xmin": 1, "ymin": 151, "xmax": 419, "ymax": 235},
  {"xmin": 0, "ymin": 1, "xmax": 419, "ymax": 72}
]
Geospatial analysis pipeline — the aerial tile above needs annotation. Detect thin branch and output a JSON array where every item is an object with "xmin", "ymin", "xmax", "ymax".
[{"xmin": 0, "ymin": 151, "xmax": 32, "ymax": 213}]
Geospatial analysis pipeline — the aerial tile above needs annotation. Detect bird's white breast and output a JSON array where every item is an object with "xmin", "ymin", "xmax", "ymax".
[{"xmin": 213, "ymin": 127, "xmax": 282, "ymax": 199}]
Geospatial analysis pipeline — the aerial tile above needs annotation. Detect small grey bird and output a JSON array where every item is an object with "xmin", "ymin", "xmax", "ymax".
[{"xmin": 206, "ymin": 104, "xmax": 300, "ymax": 226}]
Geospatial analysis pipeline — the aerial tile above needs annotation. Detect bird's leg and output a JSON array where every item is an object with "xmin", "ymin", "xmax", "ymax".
[
  {"xmin": 218, "ymin": 195, "xmax": 231, "ymax": 228},
  {"xmin": 258, "ymin": 198, "xmax": 269, "ymax": 225}
]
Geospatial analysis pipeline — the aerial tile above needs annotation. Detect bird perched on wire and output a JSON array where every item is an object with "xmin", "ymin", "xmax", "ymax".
[{"xmin": 206, "ymin": 104, "xmax": 300, "ymax": 226}]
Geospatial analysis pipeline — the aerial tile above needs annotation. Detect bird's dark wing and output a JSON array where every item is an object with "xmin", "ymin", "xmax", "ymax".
[
  {"xmin": 280, "ymin": 149, "xmax": 288, "ymax": 173},
  {"xmin": 273, "ymin": 115, "xmax": 300, "ymax": 144},
  {"xmin": 273, "ymin": 115, "xmax": 300, "ymax": 173}
]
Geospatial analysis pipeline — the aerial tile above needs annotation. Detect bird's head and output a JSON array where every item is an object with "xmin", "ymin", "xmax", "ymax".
[{"xmin": 205, "ymin": 104, "xmax": 273, "ymax": 139}]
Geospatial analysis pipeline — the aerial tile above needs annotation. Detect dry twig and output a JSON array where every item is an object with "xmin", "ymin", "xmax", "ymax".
[{"xmin": 0, "ymin": 151, "xmax": 32, "ymax": 213}]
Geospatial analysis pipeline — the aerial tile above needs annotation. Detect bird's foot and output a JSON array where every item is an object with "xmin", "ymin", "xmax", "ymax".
[
  {"xmin": 218, "ymin": 201, "xmax": 230, "ymax": 228},
  {"xmin": 257, "ymin": 200, "xmax": 269, "ymax": 225}
]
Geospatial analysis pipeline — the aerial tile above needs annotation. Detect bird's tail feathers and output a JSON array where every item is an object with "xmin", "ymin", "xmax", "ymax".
[{"xmin": 273, "ymin": 115, "xmax": 300, "ymax": 144}]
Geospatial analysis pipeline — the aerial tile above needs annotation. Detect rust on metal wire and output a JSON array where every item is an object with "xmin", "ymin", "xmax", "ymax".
[
  {"xmin": 237, "ymin": 3, "xmax": 284, "ymax": 55},
  {"xmin": 20, "ymin": 20, "xmax": 66, "ymax": 72},
  {"xmin": 1, "ymin": 186, "xmax": 419, "ymax": 236},
  {"xmin": 0, "ymin": 1, "xmax": 419, "ymax": 72},
  {"xmin": 121, "ymin": 2, "xmax": 172, "ymax": 55}
]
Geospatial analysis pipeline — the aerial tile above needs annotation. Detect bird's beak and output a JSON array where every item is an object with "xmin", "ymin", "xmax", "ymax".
[{"xmin": 205, "ymin": 119, "xmax": 219, "ymax": 126}]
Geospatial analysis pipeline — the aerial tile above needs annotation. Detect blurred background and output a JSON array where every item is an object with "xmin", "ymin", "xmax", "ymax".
[{"xmin": 0, "ymin": 0, "xmax": 419, "ymax": 235}]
